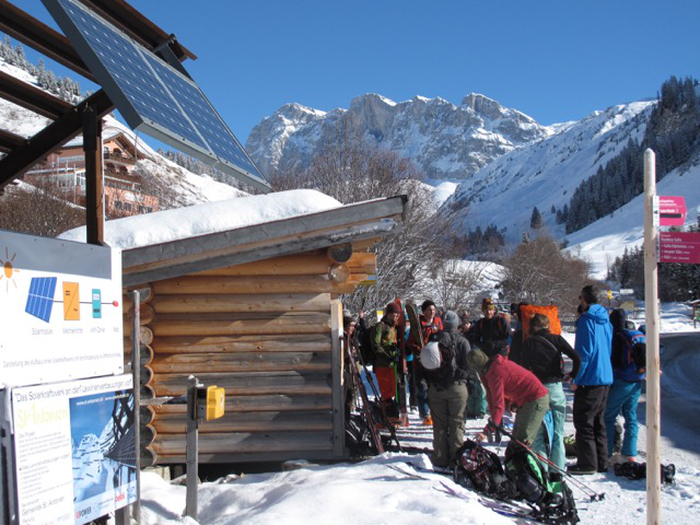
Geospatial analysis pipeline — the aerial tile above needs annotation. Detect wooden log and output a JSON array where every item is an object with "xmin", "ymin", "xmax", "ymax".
[
  {"xmin": 141, "ymin": 365, "xmax": 153, "ymax": 386},
  {"xmin": 153, "ymin": 394, "xmax": 332, "ymax": 414},
  {"xmin": 346, "ymin": 251, "xmax": 376, "ymax": 268},
  {"xmin": 153, "ymin": 275, "xmax": 352, "ymax": 295},
  {"xmin": 194, "ymin": 254, "xmax": 334, "ymax": 277},
  {"xmin": 149, "ymin": 371, "xmax": 332, "ymax": 397},
  {"xmin": 152, "ymin": 334, "xmax": 331, "ymax": 354},
  {"xmin": 152, "ymin": 449, "xmax": 337, "ymax": 465},
  {"xmin": 122, "ymin": 325, "xmax": 154, "ymax": 345},
  {"xmin": 141, "ymin": 447, "xmax": 158, "ymax": 468},
  {"xmin": 150, "ymin": 351, "xmax": 331, "ymax": 374},
  {"xmin": 327, "ymin": 263, "xmax": 350, "ymax": 283},
  {"xmin": 140, "ymin": 406, "xmax": 155, "ymax": 426},
  {"xmin": 326, "ymin": 244, "xmax": 353, "ymax": 263},
  {"xmin": 150, "ymin": 293, "xmax": 331, "ymax": 314},
  {"xmin": 123, "ymin": 343, "xmax": 155, "ymax": 366},
  {"xmin": 153, "ymin": 411, "xmax": 332, "ymax": 434},
  {"xmin": 151, "ymin": 431, "xmax": 333, "ymax": 456},
  {"xmin": 123, "ymin": 303, "xmax": 155, "ymax": 325},
  {"xmin": 150, "ymin": 313, "xmax": 331, "ymax": 337}
]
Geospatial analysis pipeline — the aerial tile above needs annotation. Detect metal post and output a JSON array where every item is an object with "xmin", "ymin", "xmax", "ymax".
[
  {"xmin": 185, "ymin": 375, "xmax": 199, "ymax": 519},
  {"xmin": 644, "ymin": 148, "xmax": 661, "ymax": 525},
  {"xmin": 132, "ymin": 291, "xmax": 142, "ymax": 523}
]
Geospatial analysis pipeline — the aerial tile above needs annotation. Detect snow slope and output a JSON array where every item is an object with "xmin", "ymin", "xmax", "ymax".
[{"xmin": 445, "ymin": 101, "xmax": 655, "ymax": 245}]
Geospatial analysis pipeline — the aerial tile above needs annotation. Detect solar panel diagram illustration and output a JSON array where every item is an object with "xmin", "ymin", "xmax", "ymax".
[{"xmin": 25, "ymin": 277, "xmax": 119, "ymax": 323}]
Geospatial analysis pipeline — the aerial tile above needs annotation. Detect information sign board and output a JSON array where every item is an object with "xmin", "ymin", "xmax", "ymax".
[
  {"xmin": 657, "ymin": 196, "xmax": 687, "ymax": 226},
  {"xmin": 659, "ymin": 231, "xmax": 700, "ymax": 264},
  {"xmin": 0, "ymin": 231, "xmax": 123, "ymax": 387},
  {"xmin": 11, "ymin": 375, "xmax": 136, "ymax": 525}
]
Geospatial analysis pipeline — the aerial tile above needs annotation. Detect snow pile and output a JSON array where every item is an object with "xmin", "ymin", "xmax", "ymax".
[{"xmin": 59, "ymin": 189, "xmax": 342, "ymax": 249}]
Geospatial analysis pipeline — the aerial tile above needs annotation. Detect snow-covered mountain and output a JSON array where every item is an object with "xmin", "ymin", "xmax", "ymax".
[
  {"xmin": 246, "ymin": 93, "xmax": 553, "ymax": 182},
  {"xmin": 445, "ymin": 100, "xmax": 656, "ymax": 242}
]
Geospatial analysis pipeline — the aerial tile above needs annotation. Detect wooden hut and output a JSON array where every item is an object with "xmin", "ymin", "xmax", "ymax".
[{"xmin": 120, "ymin": 194, "xmax": 406, "ymax": 465}]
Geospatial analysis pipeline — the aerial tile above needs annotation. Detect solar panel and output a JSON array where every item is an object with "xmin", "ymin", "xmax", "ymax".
[
  {"xmin": 25, "ymin": 276, "xmax": 57, "ymax": 323},
  {"xmin": 42, "ymin": 0, "xmax": 269, "ymax": 192}
]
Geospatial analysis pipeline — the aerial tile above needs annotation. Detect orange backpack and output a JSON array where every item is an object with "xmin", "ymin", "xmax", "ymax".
[{"xmin": 519, "ymin": 304, "xmax": 562, "ymax": 340}]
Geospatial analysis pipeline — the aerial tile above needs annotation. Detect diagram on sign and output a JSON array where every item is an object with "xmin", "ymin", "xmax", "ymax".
[
  {"xmin": 25, "ymin": 277, "xmax": 119, "ymax": 323},
  {"xmin": 1, "ymin": 247, "xmax": 20, "ymax": 293}
]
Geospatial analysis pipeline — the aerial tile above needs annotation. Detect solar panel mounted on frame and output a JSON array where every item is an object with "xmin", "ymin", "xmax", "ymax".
[{"xmin": 42, "ymin": 0, "xmax": 269, "ymax": 192}]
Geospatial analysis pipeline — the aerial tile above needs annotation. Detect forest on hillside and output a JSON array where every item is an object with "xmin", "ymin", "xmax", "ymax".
[{"xmin": 563, "ymin": 76, "xmax": 700, "ymax": 233}]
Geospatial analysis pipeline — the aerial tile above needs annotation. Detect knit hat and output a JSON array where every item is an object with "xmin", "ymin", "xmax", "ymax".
[
  {"xmin": 482, "ymin": 297, "xmax": 495, "ymax": 311},
  {"xmin": 386, "ymin": 302, "xmax": 401, "ymax": 315},
  {"xmin": 343, "ymin": 309, "xmax": 356, "ymax": 327},
  {"xmin": 467, "ymin": 349, "xmax": 489, "ymax": 373},
  {"xmin": 442, "ymin": 310, "xmax": 459, "ymax": 331}
]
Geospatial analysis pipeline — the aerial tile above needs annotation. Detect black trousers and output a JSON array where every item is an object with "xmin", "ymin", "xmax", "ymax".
[{"xmin": 573, "ymin": 385, "xmax": 610, "ymax": 471}]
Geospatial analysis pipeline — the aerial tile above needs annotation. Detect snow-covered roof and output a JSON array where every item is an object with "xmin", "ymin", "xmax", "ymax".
[
  {"xmin": 60, "ymin": 189, "xmax": 342, "ymax": 250},
  {"xmin": 60, "ymin": 190, "xmax": 407, "ymax": 286}
]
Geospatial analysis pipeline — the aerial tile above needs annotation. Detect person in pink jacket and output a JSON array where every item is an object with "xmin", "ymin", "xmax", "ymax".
[{"xmin": 468, "ymin": 345, "xmax": 549, "ymax": 446}]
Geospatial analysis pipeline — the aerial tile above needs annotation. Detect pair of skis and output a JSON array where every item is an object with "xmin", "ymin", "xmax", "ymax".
[{"xmin": 345, "ymin": 333, "xmax": 402, "ymax": 452}]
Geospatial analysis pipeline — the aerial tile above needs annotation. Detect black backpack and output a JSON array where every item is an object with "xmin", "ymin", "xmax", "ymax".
[{"xmin": 422, "ymin": 331, "xmax": 457, "ymax": 389}]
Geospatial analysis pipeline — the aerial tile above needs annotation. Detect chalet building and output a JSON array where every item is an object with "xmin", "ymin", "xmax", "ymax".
[
  {"xmin": 23, "ymin": 129, "xmax": 159, "ymax": 217},
  {"xmin": 102, "ymin": 191, "xmax": 408, "ymax": 466}
]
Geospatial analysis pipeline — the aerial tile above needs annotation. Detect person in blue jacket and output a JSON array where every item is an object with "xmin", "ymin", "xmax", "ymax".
[
  {"xmin": 604, "ymin": 309, "xmax": 646, "ymax": 463},
  {"xmin": 569, "ymin": 285, "xmax": 613, "ymax": 475}
]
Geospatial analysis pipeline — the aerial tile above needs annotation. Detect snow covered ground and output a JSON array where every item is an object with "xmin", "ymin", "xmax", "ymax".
[{"xmin": 131, "ymin": 304, "xmax": 700, "ymax": 525}]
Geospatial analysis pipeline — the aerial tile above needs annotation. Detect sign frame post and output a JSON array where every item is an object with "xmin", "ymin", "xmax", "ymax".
[{"xmin": 643, "ymin": 148, "xmax": 662, "ymax": 525}]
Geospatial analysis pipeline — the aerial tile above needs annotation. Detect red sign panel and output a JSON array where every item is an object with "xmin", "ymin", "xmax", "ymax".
[
  {"xmin": 658, "ymin": 196, "xmax": 686, "ymax": 226},
  {"xmin": 659, "ymin": 231, "xmax": 700, "ymax": 264}
]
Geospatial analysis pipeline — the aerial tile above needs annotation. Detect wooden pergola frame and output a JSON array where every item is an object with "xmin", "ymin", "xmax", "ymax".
[{"xmin": 0, "ymin": 0, "xmax": 196, "ymax": 245}]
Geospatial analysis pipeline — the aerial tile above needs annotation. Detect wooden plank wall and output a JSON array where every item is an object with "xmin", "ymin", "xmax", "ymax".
[{"xmin": 123, "ymin": 250, "xmax": 375, "ymax": 465}]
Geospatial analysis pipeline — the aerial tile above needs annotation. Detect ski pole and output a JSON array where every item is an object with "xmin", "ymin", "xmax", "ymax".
[{"xmin": 496, "ymin": 424, "xmax": 605, "ymax": 501}]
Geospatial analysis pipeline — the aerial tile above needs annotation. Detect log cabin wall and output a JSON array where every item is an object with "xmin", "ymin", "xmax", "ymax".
[{"xmin": 123, "ymin": 249, "xmax": 375, "ymax": 465}]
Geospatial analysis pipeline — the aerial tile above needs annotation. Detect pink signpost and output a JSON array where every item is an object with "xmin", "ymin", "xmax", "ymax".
[
  {"xmin": 658, "ymin": 196, "xmax": 686, "ymax": 226},
  {"xmin": 659, "ymin": 231, "xmax": 700, "ymax": 264}
]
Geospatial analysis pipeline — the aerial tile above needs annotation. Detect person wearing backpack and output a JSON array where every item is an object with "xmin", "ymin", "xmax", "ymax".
[
  {"xmin": 468, "ymin": 345, "xmax": 549, "ymax": 450},
  {"xmin": 420, "ymin": 310, "xmax": 471, "ymax": 468},
  {"xmin": 407, "ymin": 300, "xmax": 443, "ymax": 425},
  {"xmin": 522, "ymin": 314, "xmax": 581, "ymax": 474},
  {"xmin": 604, "ymin": 309, "xmax": 646, "ymax": 463},
  {"xmin": 371, "ymin": 302, "xmax": 401, "ymax": 421},
  {"xmin": 468, "ymin": 297, "xmax": 511, "ymax": 355}
]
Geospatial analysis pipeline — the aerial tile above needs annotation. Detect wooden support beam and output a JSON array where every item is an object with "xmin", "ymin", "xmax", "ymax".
[
  {"xmin": 83, "ymin": 106, "xmax": 104, "ymax": 245},
  {"xmin": 0, "ymin": 90, "xmax": 114, "ymax": 190},
  {"xmin": 0, "ymin": 128, "xmax": 27, "ymax": 154},
  {"xmin": 0, "ymin": 69, "xmax": 73, "ymax": 119},
  {"xmin": 0, "ymin": 0, "xmax": 95, "ymax": 81}
]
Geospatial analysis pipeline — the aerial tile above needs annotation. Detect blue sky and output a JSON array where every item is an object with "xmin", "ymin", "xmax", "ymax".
[{"xmin": 13, "ymin": 0, "xmax": 700, "ymax": 145}]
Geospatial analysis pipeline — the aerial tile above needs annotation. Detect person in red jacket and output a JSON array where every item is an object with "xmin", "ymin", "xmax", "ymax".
[{"xmin": 468, "ymin": 345, "xmax": 549, "ymax": 447}]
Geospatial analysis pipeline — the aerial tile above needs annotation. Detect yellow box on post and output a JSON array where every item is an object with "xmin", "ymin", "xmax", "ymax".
[{"xmin": 205, "ymin": 385, "xmax": 225, "ymax": 421}]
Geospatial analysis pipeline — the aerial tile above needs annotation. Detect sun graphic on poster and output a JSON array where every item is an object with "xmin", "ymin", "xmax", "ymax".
[{"xmin": 0, "ymin": 246, "xmax": 20, "ymax": 293}]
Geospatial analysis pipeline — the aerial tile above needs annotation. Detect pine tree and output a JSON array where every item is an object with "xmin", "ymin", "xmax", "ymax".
[{"xmin": 530, "ymin": 206, "xmax": 543, "ymax": 229}]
